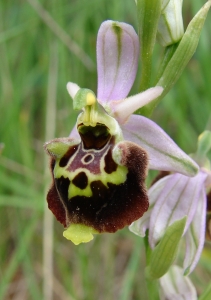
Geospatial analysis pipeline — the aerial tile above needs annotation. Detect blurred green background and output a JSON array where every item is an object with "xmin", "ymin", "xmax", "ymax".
[{"xmin": 0, "ymin": 0, "xmax": 211, "ymax": 299}]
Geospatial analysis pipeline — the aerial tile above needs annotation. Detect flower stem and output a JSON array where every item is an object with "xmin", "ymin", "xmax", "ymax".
[
  {"xmin": 144, "ymin": 234, "xmax": 160, "ymax": 300},
  {"xmin": 43, "ymin": 41, "xmax": 58, "ymax": 300},
  {"xmin": 135, "ymin": 0, "xmax": 161, "ymax": 117},
  {"xmin": 137, "ymin": 43, "xmax": 178, "ymax": 118},
  {"xmin": 136, "ymin": 0, "xmax": 162, "ymax": 92},
  {"xmin": 145, "ymin": 277, "xmax": 160, "ymax": 300}
]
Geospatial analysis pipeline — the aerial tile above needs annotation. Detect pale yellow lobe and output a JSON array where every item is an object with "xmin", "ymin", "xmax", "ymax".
[
  {"xmin": 63, "ymin": 224, "xmax": 98, "ymax": 245},
  {"xmin": 86, "ymin": 92, "xmax": 96, "ymax": 106}
]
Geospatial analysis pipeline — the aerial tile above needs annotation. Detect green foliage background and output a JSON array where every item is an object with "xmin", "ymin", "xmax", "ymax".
[{"xmin": 0, "ymin": 0, "xmax": 211, "ymax": 299}]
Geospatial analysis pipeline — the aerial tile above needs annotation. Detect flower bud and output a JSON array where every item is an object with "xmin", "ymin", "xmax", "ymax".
[
  {"xmin": 159, "ymin": 265, "xmax": 197, "ymax": 300},
  {"xmin": 157, "ymin": 0, "xmax": 184, "ymax": 47}
]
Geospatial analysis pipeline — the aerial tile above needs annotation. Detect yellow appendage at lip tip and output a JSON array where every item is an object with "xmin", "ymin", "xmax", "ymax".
[
  {"xmin": 63, "ymin": 224, "xmax": 98, "ymax": 245},
  {"xmin": 86, "ymin": 92, "xmax": 96, "ymax": 106}
]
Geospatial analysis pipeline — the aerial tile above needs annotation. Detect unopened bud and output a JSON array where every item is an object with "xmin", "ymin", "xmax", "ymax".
[{"xmin": 157, "ymin": 0, "xmax": 184, "ymax": 47}]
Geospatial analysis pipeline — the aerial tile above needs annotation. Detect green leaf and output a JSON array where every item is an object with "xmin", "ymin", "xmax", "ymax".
[
  {"xmin": 199, "ymin": 281, "xmax": 211, "ymax": 300},
  {"xmin": 145, "ymin": 217, "xmax": 187, "ymax": 280}
]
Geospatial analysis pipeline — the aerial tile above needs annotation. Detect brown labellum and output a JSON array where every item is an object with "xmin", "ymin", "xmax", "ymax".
[{"xmin": 45, "ymin": 132, "xmax": 149, "ymax": 234}]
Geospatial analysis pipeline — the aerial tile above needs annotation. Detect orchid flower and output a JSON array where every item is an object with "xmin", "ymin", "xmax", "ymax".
[
  {"xmin": 130, "ymin": 131, "xmax": 211, "ymax": 275},
  {"xmin": 44, "ymin": 20, "xmax": 198, "ymax": 245},
  {"xmin": 159, "ymin": 265, "xmax": 197, "ymax": 300}
]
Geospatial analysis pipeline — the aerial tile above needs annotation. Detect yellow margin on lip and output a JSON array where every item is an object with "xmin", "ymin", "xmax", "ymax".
[{"xmin": 63, "ymin": 223, "xmax": 98, "ymax": 245}]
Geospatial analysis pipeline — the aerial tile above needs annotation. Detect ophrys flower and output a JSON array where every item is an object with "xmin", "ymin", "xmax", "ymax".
[{"xmin": 44, "ymin": 21, "xmax": 198, "ymax": 245}]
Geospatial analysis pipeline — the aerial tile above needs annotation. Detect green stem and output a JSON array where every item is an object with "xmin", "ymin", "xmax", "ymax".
[
  {"xmin": 145, "ymin": 277, "xmax": 160, "ymax": 300},
  {"xmin": 137, "ymin": 0, "xmax": 162, "ymax": 92},
  {"xmin": 144, "ymin": 234, "xmax": 160, "ymax": 300},
  {"xmin": 119, "ymin": 238, "xmax": 143, "ymax": 300},
  {"xmin": 140, "ymin": 56, "xmax": 152, "ymax": 93},
  {"xmin": 137, "ymin": 43, "xmax": 179, "ymax": 118},
  {"xmin": 135, "ymin": 0, "xmax": 162, "ymax": 117},
  {"xmin": 43, "ymin": 41, "xmax": 58, "ymax": 300}
]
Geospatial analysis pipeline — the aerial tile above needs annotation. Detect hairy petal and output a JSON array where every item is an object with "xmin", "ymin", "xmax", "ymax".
[
  {"xmin": 110, "ymin": 87, "xmax": 163, "ymax": 124},
  {"xmin": 159, "ymin": 265, "xmax": 197, "ymax": 300},
  {"xmin": 122, "ymin": 115, "xmax": 199, "ymax": 176},
  {"xmin": 148, "ymin": 172, "xmax": 207, "ymax": 248},
  {"xmin": 183, "ymin": 188, "xmax": 207, "ymax": 275},
  {"xmin": 97, "ymin": 20, "xmax": 139, "ymax": 103}
]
